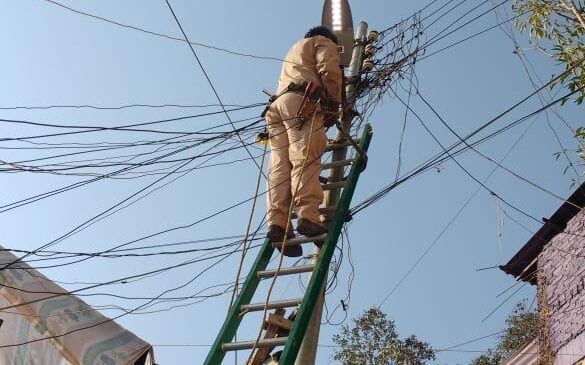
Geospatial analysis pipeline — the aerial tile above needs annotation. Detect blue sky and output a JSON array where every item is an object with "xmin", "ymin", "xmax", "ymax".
[{"xmin": 0, "ymin": 1, "xmax": 581, "ymax": 364}]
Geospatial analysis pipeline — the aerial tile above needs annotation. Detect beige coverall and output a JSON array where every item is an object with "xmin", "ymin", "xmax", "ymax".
[{"xmin": 265, "ymin": 35, "xmax": 342, "ymax": 229}]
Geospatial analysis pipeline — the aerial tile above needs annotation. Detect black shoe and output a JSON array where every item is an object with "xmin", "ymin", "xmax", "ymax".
[
  {"xmin": 296, "ymin": 218, "xmax": 328, "ymax": 248},
  {"xmin": 267, "ymin": 224, "xmax": 302, "ymax": 257}
]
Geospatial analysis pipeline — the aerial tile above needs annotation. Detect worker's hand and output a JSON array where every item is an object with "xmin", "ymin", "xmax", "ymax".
[
  {"xmin": 323, "ymin": 111, "xmax": 339, "ymax": 128},
  {"xmin": 321, "ymin": 99, "xmax": 340, "ymax": 128}
]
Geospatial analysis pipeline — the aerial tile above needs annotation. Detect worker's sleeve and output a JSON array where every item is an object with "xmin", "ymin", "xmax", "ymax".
[{"xmin": 314, "ymin": 36, "xmax": 342, "ymax": 104}]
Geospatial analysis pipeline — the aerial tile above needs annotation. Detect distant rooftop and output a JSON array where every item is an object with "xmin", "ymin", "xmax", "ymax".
[{"xmin": 500, "ymin": 182, "xmax": 585, "ymax": 284}]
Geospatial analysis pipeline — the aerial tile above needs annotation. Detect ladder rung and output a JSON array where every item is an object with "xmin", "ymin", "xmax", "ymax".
[
  {"xmin": 322, "ymin": 181, "xmax": 345, "ymax": 190},
  {"xmin": 241, "ymin": 298, "xmax": 302, "ymax": 313},
  {"xmin": 271, "ymin": 233, "xmax": 328, "ymax": 247},
  {"xmin": 257, "ymin": 264, "xmax": 315, "ymax": 279},
  {"xmin": 324, "ymin": 139, "xmax": 358, "ymax": 152},
  {"xmin": 222, "ymin": 337, "xmax": 288, "ymax": 352},
  {"xmin": 322, "ymin": 158, "xmax": 356, "ymax": 170},
  {"xmin": 291, "ymin": 206, "xmax": 336, "ymax": 219}
]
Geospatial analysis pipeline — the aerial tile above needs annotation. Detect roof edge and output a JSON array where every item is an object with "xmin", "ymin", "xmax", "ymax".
[{"xmin": 500, "ymin": 182, "xmax": 585, "ymax": 282}]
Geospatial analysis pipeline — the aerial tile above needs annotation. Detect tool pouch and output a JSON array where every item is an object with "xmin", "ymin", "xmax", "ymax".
[
  {"xmin": 296, "ymin": 81, "xmax": 323, "ymax": 122},
  {"xmin": 321, "ymin": 98, "xmax": 340, "ymax": 128}
]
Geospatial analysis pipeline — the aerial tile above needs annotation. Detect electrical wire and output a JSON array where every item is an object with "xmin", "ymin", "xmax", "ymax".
[
  {"xmin": 351, "ymin": 62, "xmax": 585, "ymax": 216},
  {"xmin": 376, "ymin": 84, "xmax": 572, "ymax": 307},
  {"xmin": 40, "ymin": 0, "xmax": 289, "ymax": 64},
  {"xmin": 164, "ymin": 0, "xmax": 268, "ymax": 184},
  {"xmin": 0, "ymin": 103, "xmax": 256, "ymax": 110}
]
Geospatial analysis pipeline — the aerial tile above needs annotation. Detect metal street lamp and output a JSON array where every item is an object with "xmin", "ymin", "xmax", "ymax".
[{"xmin": 321, "ymin": 0, "xmax": 354, "ymax": 67}]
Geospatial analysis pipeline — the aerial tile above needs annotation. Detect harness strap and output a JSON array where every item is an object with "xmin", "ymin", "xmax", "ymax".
[{"xmin": 261, "ymin": 82, "xmax": 309, "ymax": 117}]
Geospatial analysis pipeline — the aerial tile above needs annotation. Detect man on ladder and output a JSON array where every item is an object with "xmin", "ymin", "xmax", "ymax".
[{"xmin": 264, "ymin": 26, "xmax": 342, "ymax": 257}]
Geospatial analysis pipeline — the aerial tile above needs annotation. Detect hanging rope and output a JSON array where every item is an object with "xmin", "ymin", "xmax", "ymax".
[
  {"xmin": 245, "ymin": 109, "xmax": 320, "ymax": 364},
  {"xmin": 228, "ymin": 141, "xmax": 268, "ymax": 310}
]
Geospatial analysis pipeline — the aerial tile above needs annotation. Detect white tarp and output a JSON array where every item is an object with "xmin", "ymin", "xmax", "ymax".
[{"xmin": 0, "ymin": 247, "xmax": 154, "ymax": 365}]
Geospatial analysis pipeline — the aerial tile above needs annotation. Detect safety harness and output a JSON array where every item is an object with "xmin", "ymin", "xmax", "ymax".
[
  {"xmin": 258, "ymin": 81, "xmax": 366, "ymax": 170},
  {"xmin": 260, "ymin": 81, "xmax": 314, "ymax": 118}
]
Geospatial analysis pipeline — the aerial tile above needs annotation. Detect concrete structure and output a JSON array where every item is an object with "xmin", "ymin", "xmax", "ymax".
[{"xmin": 501, "ymin": 183, "xmax": 585, "ymax": 365}]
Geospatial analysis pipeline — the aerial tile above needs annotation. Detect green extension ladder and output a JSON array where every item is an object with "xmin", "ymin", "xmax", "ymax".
[{"xmin": 203, "ymin": 124, "xmax": 373, "ymax": 365}]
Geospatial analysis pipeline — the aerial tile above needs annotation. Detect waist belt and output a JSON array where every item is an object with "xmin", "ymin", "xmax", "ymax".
[
  {"xmin": 261, "ymin": 81, "xmax": 310, "ymax": 117},
  {"xmin": 284, "ymin": 81, "xmax": 308, "ymax": 95},
  {"xmin": 270, "ymin": 81, "xmax": 309, "ymax": 101}
]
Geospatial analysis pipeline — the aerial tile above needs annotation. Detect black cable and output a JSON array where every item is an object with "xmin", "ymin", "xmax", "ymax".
[
  {"xmin": 350, "ymin": 65, "xmax": 585, "ymax": 215},
  {"xmin": 1, "ymin": 120, "xmax": 262, "ymax": 176},
  {"xmin": 373, "ymin": 84, "xmax": 584, "ymax": 308},
  {"xmin": 0, "ymin": 238, "xmax": 249, "ymax": 348},
  {"xmin": 404, "ymin": 91, "xmax": 541, "ymax": 224},
  {"xmin": 425, "ymin": 0, "xmax": 498, "ymax": 44},
  {"xmin": 164, "ymin": 0, "xmax": 267, "ymax": 179},
  {"xmin": 8, "ymin": 236, "xmax": 263, "ymax": 264},
  {"xmin": 421, "ymin": 0, "xmax": 461, "ymax": 22},
  {"xmin": 0, "ymin": 120, "xmax": 259, "ymax": 214},
  {"xmin": 417, "ymin": 89, "xmax": 575, "ymax": 208},
  {"xmin": 0, "ymin": 212, "xmax": 268, "ymax": 348},
  {"xmin": 0, "ymin": 122, "xmax": 263, "ymax": 273},
  {"xmin": 0, "ymin": 103, "xmax": 255, "ymax": 110},
  {"xmin": 352, "ymin": 85, "xmax": 582, "ymax": 215},
  {"xmin": 419, "ymin": 11, "xmax": 522, "ymax": 60},
  {"xmin": 3, "ymin": 130, "xmax": 263, "ymax": 174},
  {"xmin": 423, "ymin": 0, "xmax": 477, "ymax": 32},
  {"xmin": 0, "ymin": 103, "xmax": 264, "ymax": 142},
  {"xmin": 0, "ymin": 225, "xmax": 266, "ymax": 304},
  {"xmin": 41, "ymin": 0, "xmax": 288, "ymax": 63},
  {"xmin": 0, "ymin": 114, "xmax": 260, "ymax": 151},
  {"xmin": 5, "ymin": 121, "xmax": 323, "ymax": 275}
]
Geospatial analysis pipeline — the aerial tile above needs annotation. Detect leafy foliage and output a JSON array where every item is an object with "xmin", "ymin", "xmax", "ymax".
[
  {"xmin": 513, "ymin": 0, "xmax": 585, "ymax": 104},
  {"xmin": 332, "ymin": 307, "xmax": 435, "ymax": 365},
  {"xmin": 574, "ymin": 127, "xmax": 585, "ymax": 165},
  {"xmin": 470, "ymin": 302, "xmax": 538, "ymax": 365}
]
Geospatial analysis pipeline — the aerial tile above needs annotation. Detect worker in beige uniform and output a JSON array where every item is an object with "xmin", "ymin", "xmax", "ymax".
[{"xmin": 264, "ymin": 26, "xmax": 342, "ymax": 257}]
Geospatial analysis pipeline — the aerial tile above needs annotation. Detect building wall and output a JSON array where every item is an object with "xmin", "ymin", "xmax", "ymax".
[{"xmin": 538, "ymin": 209, "xmax": 585, "ymax": 365}]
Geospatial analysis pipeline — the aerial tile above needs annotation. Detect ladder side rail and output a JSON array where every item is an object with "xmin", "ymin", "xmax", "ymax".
[
  {"xmin": 278, "ymin": 124, "xmax": 373, "ymax": 365},
  {"xmin": 202, "ymin": 240, "xmax": 275, "ymax": 365}
]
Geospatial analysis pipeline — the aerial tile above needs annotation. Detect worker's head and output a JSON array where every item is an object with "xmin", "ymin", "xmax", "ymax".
[{"xmin": 305, "ymin": 26, "xmax": 338, "ymax": 45}]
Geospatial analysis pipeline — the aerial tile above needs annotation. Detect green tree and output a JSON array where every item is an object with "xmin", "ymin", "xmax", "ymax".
[
  {"xmin": 512, "ymin": 0, "xmax": 585, "ymax": 104},
  {"xmin": 470, "ymin": 302, "xmax": 538, "ymax": 365},
  {"xmin": 332, "ymin": 307, "xmax": 435, "ymax": 365}
]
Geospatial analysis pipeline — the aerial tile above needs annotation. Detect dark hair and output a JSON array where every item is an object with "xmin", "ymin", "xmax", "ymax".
[{"xmin": 304, "ymin": 26, "xmax": 338, "ymax": 44}]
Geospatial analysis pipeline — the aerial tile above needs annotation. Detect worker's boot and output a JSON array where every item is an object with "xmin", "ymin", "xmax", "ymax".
[
  {"xmin": 296, "ymin": 218, "xmax": 328, "ymax": 248},
  {"xmin": 267, "ymin": 224, "xmax": 302, "ymax": 257},
  {"xmin": 263, "ymin": 350, "xmax": 282, "ymax": 365}
]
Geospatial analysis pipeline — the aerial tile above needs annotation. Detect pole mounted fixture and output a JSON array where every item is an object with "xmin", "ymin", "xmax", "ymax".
[{"xmin": 321, "ymin": 0, "xmax": 354, "ymax": 67}]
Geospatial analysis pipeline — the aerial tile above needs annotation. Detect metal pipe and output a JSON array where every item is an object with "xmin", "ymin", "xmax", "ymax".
[
  {"xmin": 321, "ymin": 158, "xmax": 356, "ymax": 170},
  {"xmin": 257, "ymin": 265, "xmax": 315, "ymax": 279},
  {"xmin": 270, "ymin": 234, "xmax": 327, "ymax": 247},
  {"xmin": 240, "ymin": 299, "xmax": 303, "ymax": 313},
  {"xmin": 222, "ymin": 337, "xmax": 288, "ymax": 352}
]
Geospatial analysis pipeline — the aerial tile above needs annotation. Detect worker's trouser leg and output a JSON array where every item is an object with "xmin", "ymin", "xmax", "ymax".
[{"xmin": 265, "ymin": 93, "xmax": 327, "ymax": 228}]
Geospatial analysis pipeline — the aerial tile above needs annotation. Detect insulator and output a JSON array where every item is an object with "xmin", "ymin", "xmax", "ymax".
[
  {"xmin": 367, "ymin": 30, "xmax": 379, "ymax": 43},
  {"xmin": 364, "ymin": 44, "xmax": 376, "ymax": 58},
  {"xmin": 362, "ymin": 59, "xmax": 374, "ymax": 72}
]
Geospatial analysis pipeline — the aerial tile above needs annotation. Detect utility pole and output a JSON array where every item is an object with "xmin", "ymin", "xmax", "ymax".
[
  {"xmin": 202, "ymin": 3, "xmax": 374, "ymax": 364},
  {"xmin": 294, "ymin": 1, "xmax": 368, "ymax": 363}
]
